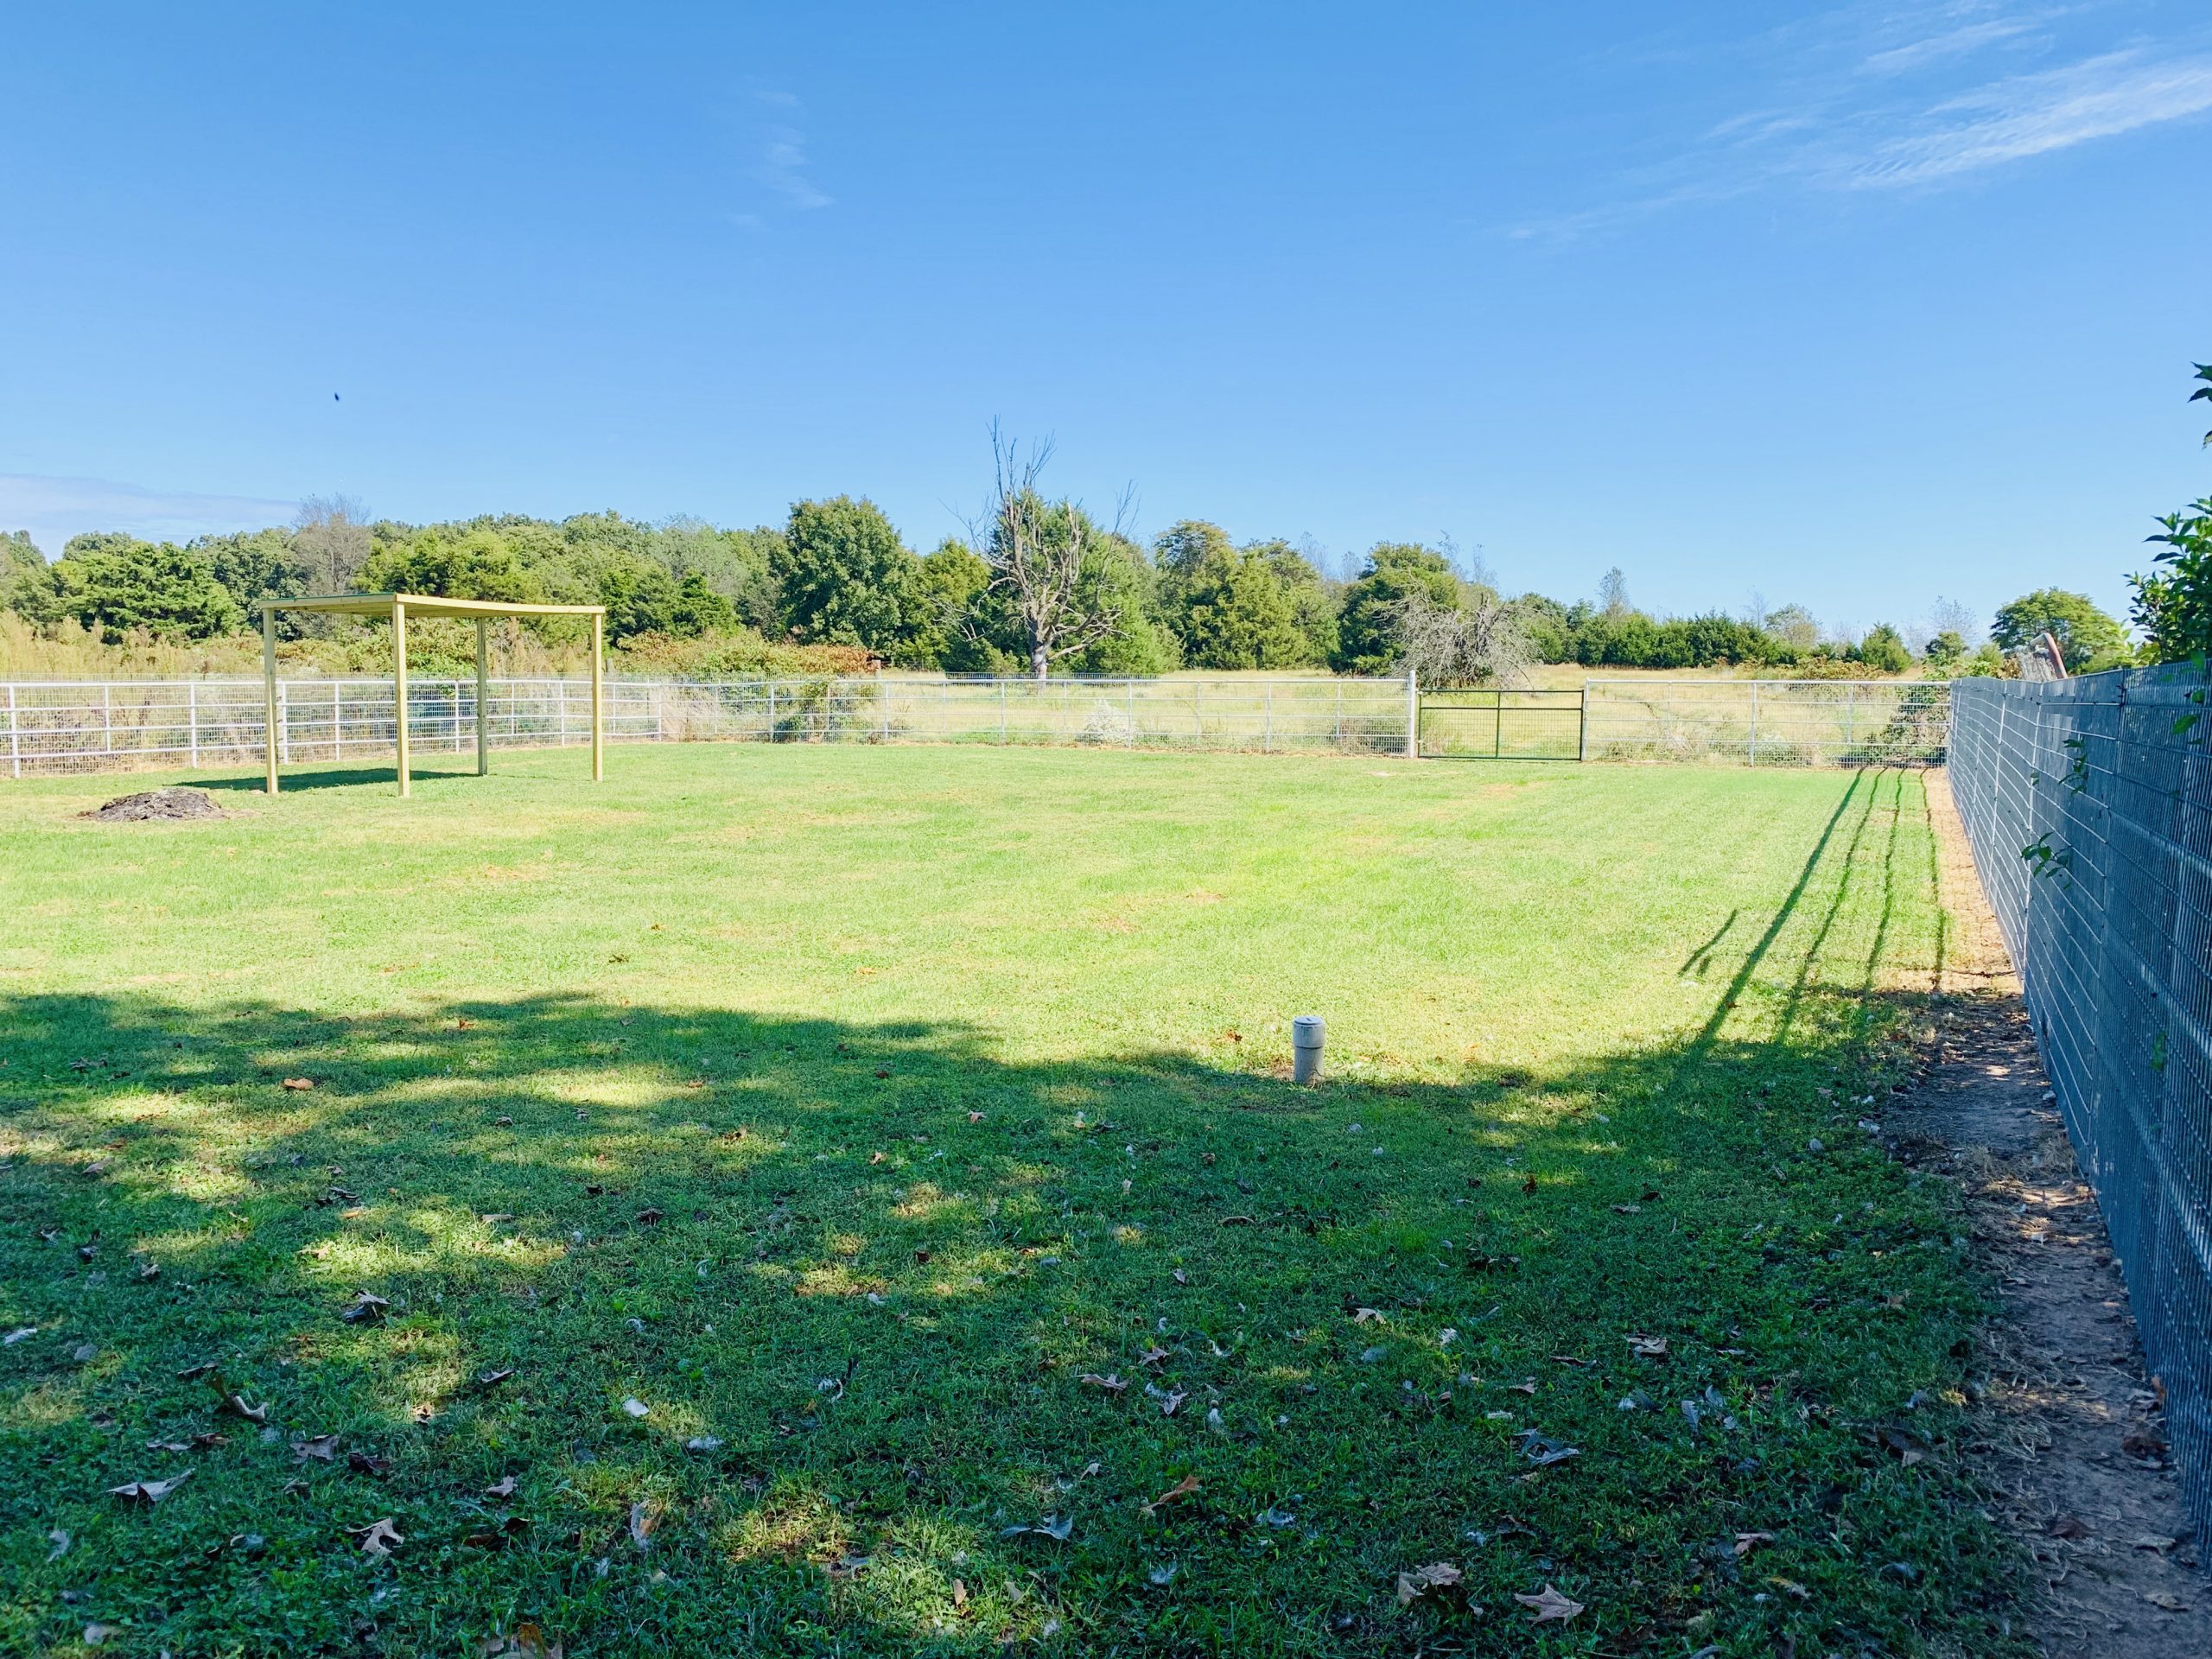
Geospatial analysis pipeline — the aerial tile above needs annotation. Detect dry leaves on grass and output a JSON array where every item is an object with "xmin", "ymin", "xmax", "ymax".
[
  {"xmin": 281, "ymin": 1077, "xmax": 316, "ymax": 1091},
  {"xmin": 107, "ymin": 1471, "xmax": 193, "ymax": 1506},
  {"xmin": 1395, "ymin": 1561, "xmax": 1464, "ymax": 1606},
  {"xmin": 1625, "ymin": 1333, "xmax": 1669, "ymax": 1358},
  {"xmin": 480, "ymin": 1622, "xmax": 563, "ymax": 1659},
  {"xmin": 1141, "ymin": 1475, "xmax": 1200, "ymax": 1516},
  {"xmin": 340, "ymin": 1291, "xmax": 391, "ymax": 1325},
  {"xmin": 628, "ymin": 1502, "xmax": 657, "ymax": 1551},
  {"xmin": 351, "ymin": 1518, "xmax": 404, "ymax": 1556},
  {"xmin": 485, "ymin": 1475, "xmax": 518, "ymax": 1499},
  {"xmin": 1078, "ymin": 1373, "xmax": 1129, "ymax": 1394},
  {"xmin": 292, "ymin": 1434, "xmax": 340, "ymax": 1463},
  {"xmin": 1513, "ymin": 1583, "xmax": 1585, "ymax": 1623}
]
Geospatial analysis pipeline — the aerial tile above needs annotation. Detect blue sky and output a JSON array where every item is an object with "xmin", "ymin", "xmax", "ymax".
[{"xmin": 3, "ymin": 2, "xmax": 2207, "ymax": 638}]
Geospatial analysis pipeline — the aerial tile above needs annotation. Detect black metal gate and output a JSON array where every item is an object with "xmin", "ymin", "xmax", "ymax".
[{"xmin": 1417, "ymin": 687, "xmax": 1586, "ymax": 760}]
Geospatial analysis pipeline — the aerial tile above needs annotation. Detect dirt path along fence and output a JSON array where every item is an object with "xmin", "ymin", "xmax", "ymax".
[{"xmin": 1947, "ymin": 664, "xmax": 2212, "ymax": 1538}]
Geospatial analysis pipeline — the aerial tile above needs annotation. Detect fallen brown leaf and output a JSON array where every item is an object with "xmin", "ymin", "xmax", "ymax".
[
  {"xmin": 1140, "ymin": 1474, "xmax": 1200, "ymax": 1516},
  {"xmin": 484, "ymin": 1475, "xmax": 518, "ymax": 1499},
  {"xmin": 1395, "ymin": 1560, "xmax": 1465, "ymax": 1606},
  {"xmin": 1513, "ymin": 1583, "xmax": 1584, "ymax": 1624},
  {"xmin": 340, "ymin": 1290, "xmax": 391, "ymax": 1325},
  {"xmin": 1078, "ymin": 1373, "xmax": 1129, "ymax": 1394},
  {"xmin": 292, "ymin": 1434, "xmax": 340, "ymax": 1463},
  {"xmin": 282, "ymin": 1077, "xmax": 315, "ymax": 1091},
  {"xmin": 350, "ymin": 1517, "xmax": 404, "ymax": 1555},
  {"xmin": 108, "ymin": 1471, "xmax": 193, "ymax": 1505}
]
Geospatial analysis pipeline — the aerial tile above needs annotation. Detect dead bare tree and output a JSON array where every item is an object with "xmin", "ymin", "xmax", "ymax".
[
  {"xmin": 972, "ymin": 426, "xmax": 1129, "ymax": 682},
  {"xmin": 1390, "ymin": 588, "xmax": 1534, "ymax": 688},
  {"xmin": 292, "ymin": 495, "xmax": 372, "ymax": 592}
]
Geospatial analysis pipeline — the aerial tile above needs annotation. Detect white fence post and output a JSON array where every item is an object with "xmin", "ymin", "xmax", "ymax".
[
  {"xmin": 188, "ymin": 680, "xmax": 200, "ymax": 766},
  {"xmin": 277, "ymin": 680, "xmax": 290, "ymax": 765},
  {"xmin": 1403, "ymin": 667, "xmax": 1419, "ymax": 760},
  {"xmin": 102, "ymin": 683, "xmax": 113, "ymax": 759},
  {"xmin": 999, "ymin": 680, "xmax": 1007, "ymax": 745},
  {"xmin": 1747, "ymin": 683, "xmax": 1758, "ymax": 766},
  {"xmin": 5, "ymin": 683, "xmax": 17, "ymax": 778},
  {"xmin": 1263, "ymin": 683, "xmax": 1273, "ymax": 753}
]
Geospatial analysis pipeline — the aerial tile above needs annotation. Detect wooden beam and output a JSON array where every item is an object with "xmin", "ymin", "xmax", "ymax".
[
  {"xmin": 261, "ymin": 605, "xmax": 279, "ymax": 795},
  {"xmin": 393, "ymin": 599, "xmax": 411, "ymax": 798},
  {"xmin": 474, "ymin": 617, "xmax": 490, "ymax": 777},
  {"xmin": 590, "ymin": 612, "xmax": 604, "ymax": 783}
]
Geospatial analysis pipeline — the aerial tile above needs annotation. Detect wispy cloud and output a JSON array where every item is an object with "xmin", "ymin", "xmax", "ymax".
[
  {"xmin": 1842, "ymin": 48, "xmax": 2212, "ymax": 185},
  {"xmin": 734, "ymin": 88, "xmax": 830, "ymax": 220},
  {"xmin": 0, "ymin": 474, "xmax": 298, "ymax": 556},
  {"xmin": 755, "ymin": 125, "xmax": 831, "ymax": 210},
  {"xmin": 1859, "ymin": 14, "xmax": 2048, "ymax": 76},
  {"xmin": 1514, "ymin": 3, "xmax": 2212, "ymax": 238}
]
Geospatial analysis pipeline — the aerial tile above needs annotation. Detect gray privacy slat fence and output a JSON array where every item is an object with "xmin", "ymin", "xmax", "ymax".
[{"xmin": 1948, "ymin": 666, "xmax": 2212, "ymax": 1537}]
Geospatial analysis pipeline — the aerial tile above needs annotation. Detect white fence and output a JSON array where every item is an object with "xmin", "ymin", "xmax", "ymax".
[
  {"xmin": 0, "ymin": 674, "xmax": 1949, "ymax": 779},
  {"xmin": 1584, "ymin": 678, "xmax": 1950, "ymax": 766},
  {"xmin": 0, "ymin": 676, "xmax": 1414, "ymax": 776}
]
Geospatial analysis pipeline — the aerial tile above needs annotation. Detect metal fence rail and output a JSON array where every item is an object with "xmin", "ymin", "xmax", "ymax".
[
  {"xmin": 1585, "ymin": 678, "xmax": 1950, "ymax": 765},
  {"xmin": 2, "ymin": 673, "xmax": 1947, "ymax": 777},
  {"xmin": 0, "ymin": 676, "xmax": 1416, "ymax": 775},
  {"xmin": 1948, "ymin": 666, "xmax": 2212, "ymax": 1539}
]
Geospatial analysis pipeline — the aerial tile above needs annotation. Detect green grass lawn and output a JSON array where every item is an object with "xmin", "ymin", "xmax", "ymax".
[{"xmin": 0, "ymin": 746, "xmax": 2016, "ymax": 1657}]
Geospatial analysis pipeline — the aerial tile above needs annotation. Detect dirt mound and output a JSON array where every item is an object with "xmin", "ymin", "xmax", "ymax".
[{"xmin": 85, "ymin": 787, "xmax": 225, "ymax": 822}]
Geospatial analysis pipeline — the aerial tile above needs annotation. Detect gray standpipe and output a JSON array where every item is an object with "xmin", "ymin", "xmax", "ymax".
[{"xmin": 1292, "ymin": 1015, "xmax": 1325, "ymax": 1084}]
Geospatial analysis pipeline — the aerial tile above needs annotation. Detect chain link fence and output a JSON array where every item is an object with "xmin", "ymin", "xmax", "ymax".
[{"xmin": 1948, "ymin": 664, "xmax": 2212, "ymax": 1537}]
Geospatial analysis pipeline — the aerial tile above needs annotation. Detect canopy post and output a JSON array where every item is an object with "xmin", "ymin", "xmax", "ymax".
[
  {"xmin": 261, "ymin": 605, "xmax": 279, "ymax": 795},
  {"xmin": 393, "ymin": 599, "xmax": 411, "ymax": 798},
  {"xmin": 474, "ymin": 617, "xmax": 490, "ymax": 776},
  {"xmin": 590, "ymin": 612, "xmax": 605, "ymax": 783}
]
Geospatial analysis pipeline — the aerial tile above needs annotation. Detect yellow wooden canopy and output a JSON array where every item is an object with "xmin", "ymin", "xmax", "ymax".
[{"xmin": 256, "ymin": 593, "xmax": 607, "ymax": 798}]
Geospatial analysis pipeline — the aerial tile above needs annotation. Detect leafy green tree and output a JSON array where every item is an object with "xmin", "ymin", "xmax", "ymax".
[
  {"xmin": 1247, "ymin": 539, "xmax": 1338, "ymax": 665},
  {"xmin": 1176, "ymin": 544, "xmax": 1309, "ymax": 669},
  {"xmin": 1332, "ymin": 543, "xmax": 1459, "ymax": 674},
  {"xmin": 198, "ymin": 528, "xmax": 311, "ymax": 633},
  {"xmin": 0, "ymin": 531, "xmax": 60, "ymax": 624},
  {"xmin": 1990, "ymin": 588, "xmax": 2127, "ymax": 672},
  {"xmin": 597, "ymin": 560, "xmax": 737, "ymax": 643},
  {"xmin": 1855, "ymin": 624, "xmax": 1912, "ymax": 675},
  {"xmin": 2127, "ymin": 365, "xmax": 2212, "ymax": 664},
  {"xmin": 359, "ymin": 527, "xmax": 547, "ymax": 604},
  {"xmin": 52, "ymin": 537, "xmax": 242, "ymax": 639},
  {"xmin": 897, "ymin": 537, "xmax": 993, "ymax": 670},
  {"xmin": 2134, "ymin": 504, "xmax": 2212, "ymax": 664},
  {"xmin": 1922, "ymin": 631, "xmax": 1967, "ymax": 672},
  {"xmin": 776, "ymin": 496, "xmax": 918, "ymax": 653}
]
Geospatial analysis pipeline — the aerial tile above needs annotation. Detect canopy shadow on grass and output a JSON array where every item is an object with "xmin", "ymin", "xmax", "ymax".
[
  {"xmin": 194, "ymin": 764, "xmax": 488, "ymax": 795},
  {"xmin": 0, "ymin": 968, "xmax": 2021, "ymax": 1657}
]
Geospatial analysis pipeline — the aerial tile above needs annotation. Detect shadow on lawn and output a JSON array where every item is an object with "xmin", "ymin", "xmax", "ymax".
[
  {"xmin": 197, "ymin": 764, "xmax": 483, "ymax": 794},
  {"xmin": 0, "ymin": 973, "xmax": 2018, "ymax": 1656}
]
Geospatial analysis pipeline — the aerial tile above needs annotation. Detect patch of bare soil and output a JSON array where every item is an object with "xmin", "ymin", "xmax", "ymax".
[
  {"xmin": 1898, "ymin": 771, "xmax": 2207, "ymax": 1654},
  {"xmin": 83, "ymin": 786, "xmax": 225, "ymax": 822}
]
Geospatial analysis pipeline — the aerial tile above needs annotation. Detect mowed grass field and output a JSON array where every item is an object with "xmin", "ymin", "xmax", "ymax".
[{"xmin": 0, "ymin": 747, "xmax": 2017, "ymax": 1657}]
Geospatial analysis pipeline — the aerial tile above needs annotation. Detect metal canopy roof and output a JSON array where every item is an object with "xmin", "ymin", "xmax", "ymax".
[{"xmin": 257, "ymin": 592, "xmax": 606, "ymax": 620}]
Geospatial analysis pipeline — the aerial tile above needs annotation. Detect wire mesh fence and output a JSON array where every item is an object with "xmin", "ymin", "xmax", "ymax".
[
  {"xmin": 1948, "ymin": 664, "xmax": 2212, "ymax": 1539},
  {"xmin": 1584, "ymin": 678, "xmax": 1951, "ymax": 765},
  {"xmin": 2, "ymin": 672, "xmax": 1948, "ymax": 777},
  {"xmin": 0, "ymin": 676, "xmax": 1416, "ymax": 775}
]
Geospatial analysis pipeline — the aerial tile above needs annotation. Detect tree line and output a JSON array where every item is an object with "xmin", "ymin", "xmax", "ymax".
[{"xmin": 0, "ymin": 446, "xmax": 2148, "ymax": 681}]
